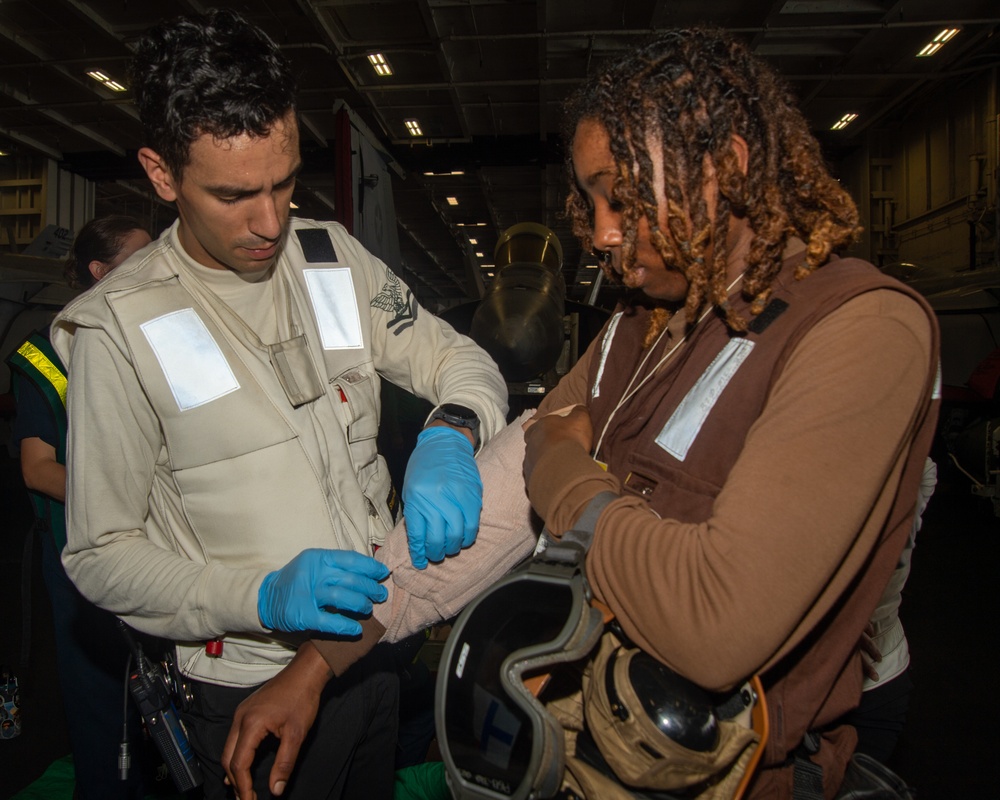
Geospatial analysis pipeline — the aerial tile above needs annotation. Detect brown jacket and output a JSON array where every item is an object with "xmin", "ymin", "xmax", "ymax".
[{"xmin": 529, "ymin": 255, "xmax": 939, "ymax": 797}]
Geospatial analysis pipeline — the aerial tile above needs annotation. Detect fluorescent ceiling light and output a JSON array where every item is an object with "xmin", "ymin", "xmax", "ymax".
[
  {"xmin": 468, "ymin": 238, "xmax": 477, "ymax": 244},
  {"xmin": 917, "ymin": 28, "xmax": 959, "ymax": 57},
  {"xmin": 87, "ymin": 69, "xmax": 127, "ymax": 91},
  {"xmin": 290, "ymin": 201, "xmax": 299, "ymax": 209},
  {"xmin": 367, "ymin": 53, "xmax": 393, "ymax": 76},
  {"xmin": 830, "ymin": 112, "xmax": 858, "ymax": 131},
  {"xmin": 475, "ymin": 252, "xmax": 484, "ymax": 257},
  {"xmin": 580, "ymin": 281, "xmax": 593, "ymax": 286},
  {"xmin": 456, "ymin": 222, "xmax": 487, "ymax": 227},
  {"xmin": 404, "ymin": 119, "xmax": 423, "ymax": 136},
  {"xmin": 446, "ymin": 196, "xmax": 459, "ymax": 205}
]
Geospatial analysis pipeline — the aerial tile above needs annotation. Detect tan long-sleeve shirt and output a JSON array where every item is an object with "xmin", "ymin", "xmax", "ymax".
[{"xmin": 530, "ymin": 287, "xmax": 935, "ymax": 690}]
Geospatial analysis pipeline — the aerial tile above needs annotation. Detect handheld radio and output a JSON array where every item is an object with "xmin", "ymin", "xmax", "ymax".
[{"xmin": 118, "ymin": 621, "xmax": 203, "ymax": 792}]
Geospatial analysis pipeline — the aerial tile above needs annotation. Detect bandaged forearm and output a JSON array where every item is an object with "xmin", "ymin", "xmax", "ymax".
[{"xmin": 312, "ymin": 411, "xmax": 539, "ymax": 675}]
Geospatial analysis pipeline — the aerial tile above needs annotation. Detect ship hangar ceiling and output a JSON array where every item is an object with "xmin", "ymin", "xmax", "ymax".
[{"xmin": 1, "ymin": 0, "xmax": 999, "ymax": 310}]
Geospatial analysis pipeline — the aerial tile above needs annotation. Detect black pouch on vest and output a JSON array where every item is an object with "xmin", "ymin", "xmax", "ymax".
[{"xmin": 833, "ymin": 753, "xmax": 914, "ymax": 800}]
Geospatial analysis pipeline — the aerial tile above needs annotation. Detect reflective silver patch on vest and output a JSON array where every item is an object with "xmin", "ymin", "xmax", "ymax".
[
  {"xmin": 141, "ymin": 308, "xmax": 240, "ymax": 411},
  {"xmin": 592, "ymin": 312, "xmax": 623, "ymax": 400},
  {"xmin": 304, "ymin": 268, "xmax": 364, "ymax": 349},
  {"xmin": 655, "ymin": 338, "xmax": 755, "ymax": 461}
]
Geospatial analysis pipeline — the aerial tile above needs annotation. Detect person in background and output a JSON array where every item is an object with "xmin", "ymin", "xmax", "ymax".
[
  {"xmin": 50, "ymin": 9, "xmax": 507, "ymax": 800},
  {"xmin": 6, "ymin": 215, "xmax": 152, "ymax": 800},
  {"xmin": 848, "ymin": 456, "xmax": 938, "ymax": 762},
  {"xmin": 520, "ymin": 29, "xmax": 940, "ymax": 798}
]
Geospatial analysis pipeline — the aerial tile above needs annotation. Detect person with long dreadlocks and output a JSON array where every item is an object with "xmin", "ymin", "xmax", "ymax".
[{"xmin": 520, "ymin": 28, "xmax": 940, "ymax": 799}]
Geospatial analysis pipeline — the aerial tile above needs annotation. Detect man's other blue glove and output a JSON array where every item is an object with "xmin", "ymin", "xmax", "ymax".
[
  {"xmin": 402, "ymin": 426, "xmax": 482, "ymax": 570},
  {"xmin": 257, "ymin": 548, "xmax": 390, "ymax": 636}
]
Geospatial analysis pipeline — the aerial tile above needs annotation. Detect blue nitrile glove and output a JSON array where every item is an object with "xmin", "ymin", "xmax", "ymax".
[
  {"xmin": 401, "ymin": 426, "xmax": 483, "ymax": 570},
  {"xmin": 257, "ymin": 548, "xmax": 390, "ymax": 635}
]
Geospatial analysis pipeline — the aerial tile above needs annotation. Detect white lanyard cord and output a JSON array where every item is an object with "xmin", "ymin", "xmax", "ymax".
[{"xmin": 593, "ymin": 272, "xmax": 744, "ymax": 459}]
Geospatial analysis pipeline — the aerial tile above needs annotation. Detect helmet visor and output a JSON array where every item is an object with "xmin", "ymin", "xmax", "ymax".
[{"xmin": 436, "ymin": 565, "xmax": 597, "ymax": 799}]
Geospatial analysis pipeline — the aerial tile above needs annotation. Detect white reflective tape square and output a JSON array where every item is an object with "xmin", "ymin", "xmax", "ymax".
[
  {"xmin": 140, "ymin": 308, "xmax": 240, "ymax": 411},
  {"xmin": 304, "ymin": 268, "xmax": 364, "ymax": 350},
  {"xmin": 656, "ymin": 338, "xmax": 755, "ymax": 461},
  {"xmin": 592, "ymin": 311, "xmax": 623, "ymax": 400}
]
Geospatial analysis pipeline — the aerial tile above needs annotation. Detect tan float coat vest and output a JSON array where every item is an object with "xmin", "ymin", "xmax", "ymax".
[{"xmin": 55, "ymin": 221, "xmax": 398, "ymax": 685}]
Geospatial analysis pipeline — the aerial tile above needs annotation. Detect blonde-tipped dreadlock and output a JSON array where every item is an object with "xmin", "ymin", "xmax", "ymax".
[{"xmin": 563, "ymin": 28, "xmax": 862, "ymax": 344}]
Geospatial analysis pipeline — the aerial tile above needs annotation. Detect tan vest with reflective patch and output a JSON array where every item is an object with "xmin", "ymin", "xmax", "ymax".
[{"xmin": 104, "ymin": 223, "xmax": 393, "ymax": 684}]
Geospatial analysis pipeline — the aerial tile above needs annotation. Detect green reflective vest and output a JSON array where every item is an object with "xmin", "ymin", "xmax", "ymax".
[{"xmin": 7, "ymin": 330, "xmax": 68, "ymax": 549}]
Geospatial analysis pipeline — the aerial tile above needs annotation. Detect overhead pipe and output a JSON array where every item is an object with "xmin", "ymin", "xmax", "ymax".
[{"xmin": 333, "ymin": 19, "xmax": 1000, "ymax": 51}]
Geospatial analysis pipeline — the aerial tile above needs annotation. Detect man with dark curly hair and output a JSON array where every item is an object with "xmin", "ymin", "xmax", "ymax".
[
  {"xmin": 50, "ymin": 8, "xmax": 507, "ymax": 799},
  {"xmin": 519, "ymin": 28, "xmax": 940, "ymax": 798}
]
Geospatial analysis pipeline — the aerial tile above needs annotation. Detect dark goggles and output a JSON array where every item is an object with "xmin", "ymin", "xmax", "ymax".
[{"xmin": 436, "ymin": 542, "xmax": 604, "ymax": 800}]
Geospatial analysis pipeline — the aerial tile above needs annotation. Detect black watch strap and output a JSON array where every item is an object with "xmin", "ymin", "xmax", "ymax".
[{"xmin": 430, "ymin": 403, "xmax": 481, "ymax": 446}]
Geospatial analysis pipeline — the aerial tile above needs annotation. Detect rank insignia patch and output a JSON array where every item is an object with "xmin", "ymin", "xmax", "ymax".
[{"xmin": 372, "ymin": 269, "xmax": 415, "ymax": 332}]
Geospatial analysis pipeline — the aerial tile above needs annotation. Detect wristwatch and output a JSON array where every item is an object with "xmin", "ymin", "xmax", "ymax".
[{"xmin": 429, "ymin": 403, "xmax": 481, "ymax": 447}]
